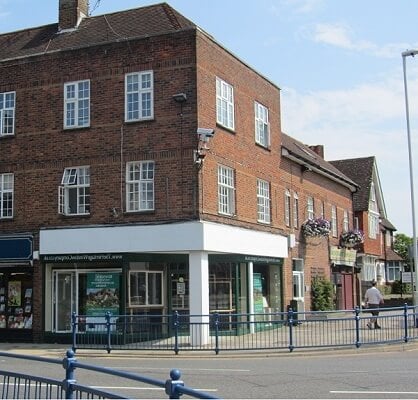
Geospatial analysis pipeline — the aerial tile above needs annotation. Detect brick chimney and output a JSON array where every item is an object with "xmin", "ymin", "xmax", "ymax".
[
  {"xmin": 59, "ymin": 0, "xmax": 89, "ymax": 31},
  {"xmin": 308, "ymin": 145, "xmax": 324, "ymax": 159}
]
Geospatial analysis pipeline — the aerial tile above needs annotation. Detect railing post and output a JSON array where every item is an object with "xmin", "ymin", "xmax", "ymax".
[
  {"xmin": 354, "ymin": 306, "xmax": 361, "ymax": 348},
  {"xmin": 62, "ymin": 349, "xmax": 77, "ymax": 399},
  {"xmin": 165, "ymin": 368, "xmax": 184, "ymax": 399},
  {"xmin": 214, "ymin": 313, "xmax": 220, "ymax": 355},
  {"xmin": 403, "ymin": 303, "xmax": 409, "ymax": 343},
  {"xmin": 71, "ymin": 312, "xmax": 77, "ymax": 353},
  {"xmin": 105, "ymin": 311, "xmax": 112, "ymax": 354},
  {"xmin": 287, "ymin": 308, "xmax": 294, "ymax": 352},
  {"xmin": 173, "ymin": 311, "xmax": 179, "ymax": 355}
]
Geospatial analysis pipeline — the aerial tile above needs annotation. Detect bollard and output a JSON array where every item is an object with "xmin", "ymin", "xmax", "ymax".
[
  {"xmin": 165, "ymin": 368, "xmax": 184, "ymax": 399},
  {"xmin": 62, "ymin": 349, "xmax": 77, "ymax": 399}
]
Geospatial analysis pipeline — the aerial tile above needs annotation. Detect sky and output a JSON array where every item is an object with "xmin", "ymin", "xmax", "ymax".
[{"xmin": 1, "ymin": 0, "xmax": 418, "ymax": 236}]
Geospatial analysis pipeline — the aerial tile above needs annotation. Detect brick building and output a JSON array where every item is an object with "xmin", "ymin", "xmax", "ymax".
[
  {"xmin": 330, "ymin": 157, "xmax": 404, "ymax": 296},
  {"xmin": 0, "ymin": 0, "xmax": 389, "ymax": 343}
]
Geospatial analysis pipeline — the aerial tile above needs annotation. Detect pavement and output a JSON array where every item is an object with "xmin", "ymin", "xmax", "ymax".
[{"xmin": 1, "ymin": 340, "xmax": 417, "ymax": 359}]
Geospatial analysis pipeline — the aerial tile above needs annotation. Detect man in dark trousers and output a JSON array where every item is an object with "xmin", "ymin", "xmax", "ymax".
[{"xmin": 365, "ymin": 280, "xmax": 384, "ymax": 329}]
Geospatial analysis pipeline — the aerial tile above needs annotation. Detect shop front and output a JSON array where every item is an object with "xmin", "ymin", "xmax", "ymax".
[
  {"xmin": 0, "ymin": 235, "xmax": 34, "ymax": 342},
  {"xmin": 40, "ymin": 221, "xmax": 288, "ymax": 344}
]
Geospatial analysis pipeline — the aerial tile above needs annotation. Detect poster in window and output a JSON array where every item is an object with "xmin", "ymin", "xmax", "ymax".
[
  {"xmin": 86, "ymin": 273, "xmax": 120, "ymax": 316},
  {"xmin": 0, "ymin": 315, "xmax": 5, "ymax": 328},
  {"xmin": 25, "ymin": 288, "xmax": 32, "ymax": 299},
  {"xmin": 8, "ymin": 281, "xmax": 21, "ymax": 306}
]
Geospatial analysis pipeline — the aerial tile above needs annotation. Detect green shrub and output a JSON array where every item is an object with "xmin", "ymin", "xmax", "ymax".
[
  {"xmin": 392, "ymin": 280, "xmax": 412, "ymax": 295},
  {"xmin": 311, "ymin": 276, "xmax": 334, "ymax": 311}
]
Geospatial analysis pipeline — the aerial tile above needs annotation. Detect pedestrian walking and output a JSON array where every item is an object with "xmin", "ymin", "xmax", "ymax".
[{"xmin": 364, "ymin": 280, "xmax": 384, "ymax": 329}]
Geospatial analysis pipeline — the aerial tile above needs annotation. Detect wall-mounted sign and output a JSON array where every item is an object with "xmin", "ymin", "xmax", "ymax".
[
  {"xmin": 330, "ymin": 246, "xmax": 357, "ymax": 266},
  {"xmin": 0, "ymin": 236, "xmax": 33, "ymax": 263}
]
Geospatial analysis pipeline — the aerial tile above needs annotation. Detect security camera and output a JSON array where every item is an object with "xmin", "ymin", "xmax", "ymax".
[{"xmin": 197, "ymin": 128, "xmax": 215, "ymax": 137}]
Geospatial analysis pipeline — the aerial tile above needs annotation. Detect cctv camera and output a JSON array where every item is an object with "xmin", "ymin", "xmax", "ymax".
[{"xmin": 197, "ymin": 128, "xmax": 215, "ymax": 137}]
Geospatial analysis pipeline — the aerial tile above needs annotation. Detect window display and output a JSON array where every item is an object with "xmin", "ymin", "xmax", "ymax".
[{"xmin": 0, "ymin": 272, "xmax": 33, "ymax": 330}]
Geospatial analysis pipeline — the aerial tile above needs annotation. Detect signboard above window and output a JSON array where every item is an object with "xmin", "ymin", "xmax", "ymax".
[{"xmin": 0, "ymin": 236, "xmax": 33, "ymax": 264}]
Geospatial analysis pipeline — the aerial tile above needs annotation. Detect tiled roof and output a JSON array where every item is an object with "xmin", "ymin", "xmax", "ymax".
[
  {"xmin": 330, "ymin": 157, "xmax": 375, "ymax": 211},
  {"xmin": 381, "ymin": 217, "xmax": 397, "ymax": 231},
  {"xmin": 383, "ymin": 248, "xmax": 404, "ymax": 262},
  {"xmin": 0, "ymin": 3, "xmax": 195, "ymax": 62},
  {"xmin": 281, "ymin": 133, "xmax": 357, "ymax": 190}
]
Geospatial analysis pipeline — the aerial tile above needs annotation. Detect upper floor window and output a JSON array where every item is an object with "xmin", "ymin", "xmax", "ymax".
[
  {"xmin": 216, "ymin": 77, "xmax": 234, "ymax": 130},
  {"xmin": 307, "ymin": 196, "xmax": 314, "ymax": 219},
  {"xmin": 343, "ymin": 210, "xmax": 349, "ymax": 231},
  {"xmin": 0, "ymin": 173, "xmax": 13, "ymax": 219},
  {"xmin": 257, "ymin": 179, "xmax": 270, "ymax": 224},
  {"xmin": 255, "ymin": 102, "xmax": 269, "ymax": 147},
  {"xmin": 58, "ymin": 166, "xmax": 90, "ymax": 216},
  {"xmin": 293, "ymin": 192, "xmax": 299, "ymax": 228},
  {"xmin": 285, "ymin": 189, "xmax": 291, "ymax": 227},
  {"xmin": 64, "ymin": 80, "xmax": 90, "ymax": 129},
  {"xmin": 126, "ymin": 161, "xmax": 154, "ymax": 212},
  {"xmin": 218, "ymin": 165, "xmax": 235, "ymax": 216},
  {"xmin": 368, "ymin": 212, "xmax": 379, "ymax": 239},
  {"xmin": 125, "ymin": 71, "xmax": 154, "ymax": 122},
  {"xmin": 331, "ymin": 205, "xmax": 337, "ymax": 237},
  {"xmin": 0, "ymin": 92, "xmax": 15, "ymax": 136}
]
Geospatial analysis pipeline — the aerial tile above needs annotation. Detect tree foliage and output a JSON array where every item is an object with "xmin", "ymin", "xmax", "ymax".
[{"xmin": 394, "ymin": 233, "xmax": 412, "ymax": 271}]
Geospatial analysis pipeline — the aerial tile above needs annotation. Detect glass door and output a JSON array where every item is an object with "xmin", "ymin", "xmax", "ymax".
[{"xmin": 54, "ymin": 271, "xmax": 76, "ymax": 332}]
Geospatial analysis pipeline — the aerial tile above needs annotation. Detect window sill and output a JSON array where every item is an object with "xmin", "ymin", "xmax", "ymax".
[
  {"xmin": 124, "ymin": 210, "xmax": 155, "ymax": 215},
  {"xmin": 216, "ymin": 122, "xmax": 235, "ymax": 134},
  {"xmin": 59, "ymin": 213, "xmax": 91, "ymax": 218},
  {"xmin": 124, "ymin": 117, "xmax": 155, "ymax": 124},
  {"xmin": 255, "ymin": 142, "xmax": 271, "ymax": 151},
  {"xmin": 63, "ymin": 125, "xmax": 90, "ymax": 131}
]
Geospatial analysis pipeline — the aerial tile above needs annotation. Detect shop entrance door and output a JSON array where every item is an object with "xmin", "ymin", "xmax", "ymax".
[{"xmin": 54, "ymin": 272, "xmax": 76, "ymax": 332}]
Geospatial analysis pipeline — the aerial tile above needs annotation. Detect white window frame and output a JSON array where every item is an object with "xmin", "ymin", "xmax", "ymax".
[
  {"xmin": 0, "ymin": 173, "xmax": 13, "ymax": 219},
  {"xmin": 293, "ymin": 192, "xmax": 299, "ymax": 228},
  {"xmin": 216, "ymin": 77, "xmax": 234, "ymax": 130},
  {"xmin": 0, "ymin": 91, "xmax": 15, "ymax": 136},
  {"xmin": 64, "ymin": 80, "xmax": 90, "ymax": 129},
  {"xmin": 218, "ymin": 165, "xmax": 235, "ymax": 216},
  {"xmin": 387, "ymin": 261, "xmax": 401, "ymax": 282},
  {"xmin": 331, "ymin": 205, "xmax": 337, "ymax": 237},
  {"xmin": 58, "ymin": 166, "xmax": 90, "ymax": 216},
  {"xmin": 255, "ymin": 101, "xmax": 270, "ymax": 147},
  {"xmin": 126, "ymin": 161, "xmax": 155, "ymax": 212},
  {"xmin": 128, "ymin": 270, "xmax": 163, "ymax": 307},
  {"xmin": 343, "ymin": 210, "xmax": 349, "ymax": 232},
  {"xmin": 307, "ymin": 196, "xmax": 314, "ymax": 220},
  {"xmin": 125, "ymin": 71, "xmax": 154, "ymax": 122},
  {"xmin": 257, "ymin": 179, "xmax": 271, "ymax": 224},
  {"xmin": 368, "ymin": 211, "xmax": 379, "ymax": 239},
  {"xmin": 285, "ymin": 189, "xmax": 291, "ymax": 227}
]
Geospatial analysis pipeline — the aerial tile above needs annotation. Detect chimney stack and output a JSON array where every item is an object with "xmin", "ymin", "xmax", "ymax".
[
  {"xmin": 59, "ymin": 0, "xmax": 89, "ymax": 31},
  {"xmin": 308, "ymin": 145, "xmax": 324, "ymax": 159}
]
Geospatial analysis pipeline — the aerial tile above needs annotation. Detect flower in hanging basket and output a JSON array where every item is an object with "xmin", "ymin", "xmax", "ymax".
[
  {"xmin": 301, "ymin": 217, "xmax": 331, "ymax": 237},
  {"xmin": 340, "ymin": 229, "xmax": 364, "ymax": 247}
]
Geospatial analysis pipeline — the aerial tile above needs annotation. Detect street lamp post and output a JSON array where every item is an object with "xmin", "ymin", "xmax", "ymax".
[{"xmin": 402, "ymin": 49, "xmax": 418, "ymax": 305}]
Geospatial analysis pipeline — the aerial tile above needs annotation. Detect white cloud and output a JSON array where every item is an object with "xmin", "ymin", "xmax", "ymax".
[
  {"xmin": 280, "ymin": 66, "xmax": 418, "ymax": 234},
  {"xmin": 310, "ymin": 22, "xmax": 412, "ymax": 58}
]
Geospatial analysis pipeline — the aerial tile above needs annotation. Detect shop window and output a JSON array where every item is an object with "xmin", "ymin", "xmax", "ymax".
[
  {"xmin": 0, "ymin": 272, "xmax": 33, "ymax": 330},
  {"xmin": 129, "ymin": 271, "xmax": 163, "ymax": 307}
]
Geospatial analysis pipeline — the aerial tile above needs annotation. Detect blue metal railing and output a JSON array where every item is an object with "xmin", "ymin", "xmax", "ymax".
[
  {"xmin": 71, "ymin": 304, "xmax": 418, "ymax": 354},
  {"xmin": 0, "ymin": 349, "xmax": 219, "ymax": 399}
]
